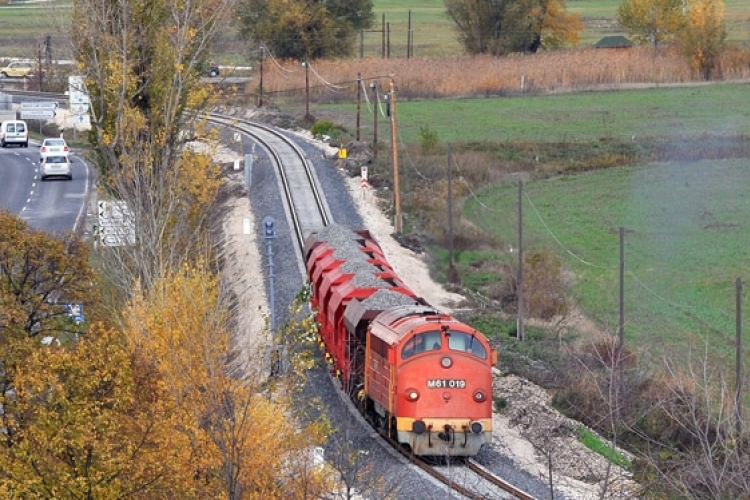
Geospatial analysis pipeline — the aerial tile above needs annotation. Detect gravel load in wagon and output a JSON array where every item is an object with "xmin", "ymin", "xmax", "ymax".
[{"xmin": 359, "ymin": 289, "xmax": 418, "ymax": 310}]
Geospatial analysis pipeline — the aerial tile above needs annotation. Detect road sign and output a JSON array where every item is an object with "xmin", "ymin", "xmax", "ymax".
[
  {"xmin": 20, "ymin": 109, "xmax": 55, "ymax": 119},
  {"xmin": 66, "ymin": 303, "xmax": 85, "ymax": 325},
  {"xmin": 98, "ymin": 200, "xmax": 135, "ymax": 247},
  {"xmin": 21, "ymin": 101, "xmax": 58, "ymax": 109}
]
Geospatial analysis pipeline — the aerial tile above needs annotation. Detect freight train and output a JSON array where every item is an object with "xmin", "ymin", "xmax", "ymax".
[{"xmin": 303, "ymin": 223, "xmax": 497, "ymax": 456}]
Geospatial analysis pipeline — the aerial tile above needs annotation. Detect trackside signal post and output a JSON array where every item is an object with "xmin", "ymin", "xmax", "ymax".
[
  {"xmin": 263, "ymin": 216, "xmax": 276, "ymax": 332},
  {"xmin": 263, "ymin": 215, "xmax": 286, "ymax": 376}
]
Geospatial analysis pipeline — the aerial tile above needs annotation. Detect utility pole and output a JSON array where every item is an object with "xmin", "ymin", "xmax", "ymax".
[
  {"xmin": 736, "ymin": 277, "xmax": 743, "ymax": 437},
  {"xmin": 356, "ymin": 73, "xmax": 361, "ymax": 141},
  {"xmin": 381, "ymin": 14, "xmax": 385, "ymax": 58},
  {"xmin": 619, "ymin": 226, "xmax": 625, "ymax": 386},
  {"xmin": 370, "ymin": 82, "xmax": 378, "ymax": 160},
  {"xmin": 37, "ymin": 45, "xmax": 44, "ymax": 91},
  {"xmin": 517, "ymin": 181, "xmax": 524, "ymax": 341},
  {"xmin": 447, "ymin": 144, "xmax": 455, "ymax": 271},
  {"xmin": 303, "ymin": 61, "xmax": 311, "ymax": 121},
  {"xmin": 390, "ymin": 79, "xmax": 402, "ymax": 233},
  {"xmin": 407, "ymin": 10, "xmax": 412, "ymax": 59},
  {"xmin": 258, "ymin": 45, "xmax": 264, "ymax": 107}
]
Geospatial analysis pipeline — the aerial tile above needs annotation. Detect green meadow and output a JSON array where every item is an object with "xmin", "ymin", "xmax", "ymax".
[
  {"xmin": 2, "ymin": 0, "xmax": 748, "ymax": 58},
  {"xmin": 328, "ymin": 82, "xmax": 750, "ymax": 143},
  {"xmin": 323, "ymin": 80, "xmax": 750, "ymax": 367},
  {"xmin": 465, "ymin": 159, "xmax": 750, "ymax": 365}
]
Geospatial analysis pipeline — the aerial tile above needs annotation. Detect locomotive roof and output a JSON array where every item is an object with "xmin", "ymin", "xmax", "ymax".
[{"xmin": 368, "ymin": 304, "xmax": 452, "ymax": 346}]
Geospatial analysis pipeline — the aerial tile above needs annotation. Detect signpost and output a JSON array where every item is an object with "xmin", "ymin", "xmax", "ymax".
[
  {"xmin": 98, "ymin": 200, "xmax": 135, "ymax": 247},
  {"xmin": 68, "ymin": 76, "xmax": 91, "ymax": 138},
  {"xmin": 20, "ymin": 101, "xmax": 57, "ymax": 120}
]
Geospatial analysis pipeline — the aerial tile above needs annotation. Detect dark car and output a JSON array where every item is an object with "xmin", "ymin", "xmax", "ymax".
[{"xmin": 208, "ymin": 62, "xmax": 220, "ymax": 77}]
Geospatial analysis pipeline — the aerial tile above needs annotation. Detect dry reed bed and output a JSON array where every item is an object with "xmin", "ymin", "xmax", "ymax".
[{"xmin": 257, "ymin": 47, "xmax": 750, "ymax": 100}]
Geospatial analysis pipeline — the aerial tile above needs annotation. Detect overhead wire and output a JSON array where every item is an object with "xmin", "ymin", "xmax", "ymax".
[
  {"xmin": 306, "ymin": 61, "xmax": 347, "ymax": 93},
  {"xmin": 262, "ymin": 45, "xmax": 295, "ymax": 76}
]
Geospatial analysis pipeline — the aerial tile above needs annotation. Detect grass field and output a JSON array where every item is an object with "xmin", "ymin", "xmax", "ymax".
[
  {"xmin": 371, "ymin": 0, "xmax": 750, "ymax": 54},
  {"xmin": 3, "ymin": 0, "xmax": 748, "ymax": 59},
  {"xmin": 325, "ymin": 82, "xmax": 750, "ymax": 144},
  {"xmin": 464, "ymin": 159, "xmax": 750, "ymax": 366}
]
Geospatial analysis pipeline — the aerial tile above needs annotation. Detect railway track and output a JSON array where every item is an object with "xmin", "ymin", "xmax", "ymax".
[
  {"xmin": 206, "ymin": 112, "xmax": 331, "ymax": 258},
  {"xmin": 376, "ymin": 429, "xmax": 536, "ymax": 500},
  {"xmin": 209, "ymin": 112, "xmax": 538, "ymax": 500}
]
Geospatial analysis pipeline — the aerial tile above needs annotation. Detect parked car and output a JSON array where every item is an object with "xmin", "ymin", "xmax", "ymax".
[
  {"xmin": 39, "ymin": 137, "xmax": 70, "ymax": 162},
  {"xmin": 208, "ymin": 62, "xmax": 220, "ymax": 77},
  {"xmin": 40, "ymin": 155, "xmax": 72, "ymax": 181},
  {"xmin": 0, "ymin": 120, "xmax": 29, "ymax": 147},
  {"xmin": 0, "ymin": 61, "xmax": 34, "ymax": 78}
]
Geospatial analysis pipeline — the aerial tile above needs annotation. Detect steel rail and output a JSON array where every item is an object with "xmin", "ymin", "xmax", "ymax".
[
  {"xmin": 206, "ymin": 113, "xmax": 330, "ymax": 257},
  {"xmin": 467, "ymin": 459, "xmax": 538, "ymax": 500}
]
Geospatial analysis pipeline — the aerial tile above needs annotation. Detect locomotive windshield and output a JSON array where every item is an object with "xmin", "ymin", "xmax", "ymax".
[
  {"xmin": 448, "ymin": 331, "xmax": 487, "ymax": 359},
  {"xmin": 401, "ymin": 331, "xmax": 442, "ymax": 359}
]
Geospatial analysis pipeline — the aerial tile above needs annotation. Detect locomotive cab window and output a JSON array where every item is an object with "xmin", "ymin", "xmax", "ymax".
[
  {"xmin": 401, "ymin": 331, "xmax": 442, "ymax": 359},
  {"xmin": 448, "ymin": 331, "xmax": 487, "ymax": 359}
]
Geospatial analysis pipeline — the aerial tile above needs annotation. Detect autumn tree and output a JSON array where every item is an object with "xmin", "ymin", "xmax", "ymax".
[
  {"xmin": 124, "ymin": 263, "xmax": 333, "ymax": 498},
  {"xmin": 71, "ymin": 0, "xmax": 231, "ymax": 298},
  {"xmin": 0, "ymin": 211, "xmax": 94, "ymax": 340},
  {"xmin": 678, "ymin": 0, "xmax": 727, "ymax": 79},
  {"xmin": 0, "ymin": 327, "xmax": 198, "ymax": 498},
  {"xmin": 617, "ymin": 0, "xmax": 687, "ymax": 48},
  {"xmin": 444, "ymin": 0, "xmax": 583, "ymax": 56},
  {"xmin": 236, "ymin": 0, "xmax": 374, "ymax": 59}
]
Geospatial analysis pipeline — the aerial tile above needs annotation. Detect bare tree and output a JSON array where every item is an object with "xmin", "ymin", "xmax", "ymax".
[{"xmin": 71, "ymin": 0, "xmax": 237, "ymax": 298}]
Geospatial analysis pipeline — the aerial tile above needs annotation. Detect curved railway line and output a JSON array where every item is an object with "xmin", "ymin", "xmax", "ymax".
[
  {"xmin": 213, "ymin": 112, "xmax": 539, "ymax": 500},
  {"xmin": 207, "ymin": 112, "xmax": 331, "ymax": 258},
  {"xmin": 5, "ymin": 91, "xmax": 542, "ymax": 499}
]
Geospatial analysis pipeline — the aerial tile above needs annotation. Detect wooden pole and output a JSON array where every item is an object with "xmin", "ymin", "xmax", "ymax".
[
  {"xmin": 517, "ymin": 181, "xmax": 524, "ymax": 341},
  {"xmin": 381, "ymin": 14, "xmax": 385, "ymax": 59},
  {"xmin": 407, "ymin": 10, "xmax": 412, "ymax": 59},
  {"xmin": 736, "ymin": 277, "xmax": 743, "ymax": 437},
  {"xmin": 303, "ymin": 61, "xmax": 310, "ymax": 121},
  {"xmin": 356, "ymin": 73, "xmax": 361, "ymax": 141},
  {"xmin": 448, "ymin": 144, "xmax": 454, "ymax": 268},
  {"xmin": 619, "ymin": 226, "xmax": 625, "ymax": 385},
  {"xmin": 258, "ymin": 45, "xmax": 264, "ymax": 107},
  {"xmin": 371, "ymin": 82, "xmax": 378, "ymax": 160},
  {"xmin": 390, "ymin": 79, "xmax": 401, "ymax": 233}
]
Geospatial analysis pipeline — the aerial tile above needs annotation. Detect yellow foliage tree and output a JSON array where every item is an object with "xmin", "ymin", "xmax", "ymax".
[
  {"xmin": 124, "ymin": 264, "xmax": 332, "ymax": 498},
  {"xmin": 617, "ymin": 0, "xmax": 687, "ymax": 47},
  {"xmin": 0, "ymin": 326, "xmax": 196, "ymax": 498},
  {"xmin": 71, "ymin": 0, "xmax": 231, "ymax": 296},
  {"xmin": 678, "ymin": 0, "xmax": 727, "ymax": 79}
]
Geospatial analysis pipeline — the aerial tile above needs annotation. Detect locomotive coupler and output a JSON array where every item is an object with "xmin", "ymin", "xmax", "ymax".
[{"xmin": 438, "ymin": 424, "xmax": 453, "ymax": 443}]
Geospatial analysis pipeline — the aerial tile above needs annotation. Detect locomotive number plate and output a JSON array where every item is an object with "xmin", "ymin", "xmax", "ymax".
[{"xmin": 427, "ymin": 379, "xmax": 466, "ymax": 389}]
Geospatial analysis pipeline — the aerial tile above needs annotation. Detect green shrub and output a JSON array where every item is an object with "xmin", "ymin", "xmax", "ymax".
[
  {"xmin": 493, "ymin": 395, "xmax": 507, "ymax": 412},
  {"xmin": 419, "ymin": 124, "xmax": 439, "ymax": 153},
  {"xmin": 310, "ymin": 119, "xmax": 343, "ymax": 140}
]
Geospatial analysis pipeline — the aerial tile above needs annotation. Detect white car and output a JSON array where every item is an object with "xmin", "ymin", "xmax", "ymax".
[
  {"xmin": 40, "ymin": 155, "xmax": 72, "ymax": 181},
  {"xmin": 39, "ymin": 138, "xmax": 70, "ymax": 162},
  {"xmin": 0, "ymin": 120, "xmax": 29, "ymax": 147}
]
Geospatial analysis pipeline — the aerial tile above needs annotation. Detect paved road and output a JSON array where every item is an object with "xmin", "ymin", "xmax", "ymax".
[{"xmin": 0, "ymin": 144, "xmax": 90, "ymax": 233}]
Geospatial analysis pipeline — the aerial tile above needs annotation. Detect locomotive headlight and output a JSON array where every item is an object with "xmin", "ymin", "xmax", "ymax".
[
  {"xmin": 473, "ymin": 390, "xmax": 486, "ymax": 402},
  {"xmin": 440, "ymin": 357, "xmax": 452, "ymax": 368},
  {"xmin": 470, "ymin": 421, "xmax": 483, "ymax": 434},
  {"xmin": 406, "ymin": 388, "xmax": 420, "ymax": 401}
]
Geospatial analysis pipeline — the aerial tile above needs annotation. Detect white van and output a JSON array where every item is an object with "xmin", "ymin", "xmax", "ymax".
[{"xmin": 0, "ymin": 120, "xmax": 29, "ymax": 148}]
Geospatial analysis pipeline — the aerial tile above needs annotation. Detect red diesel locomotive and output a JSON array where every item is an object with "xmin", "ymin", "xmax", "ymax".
[{"xmin": 304, "ymin": 224, "xmax": 497, "ymax": 456}]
